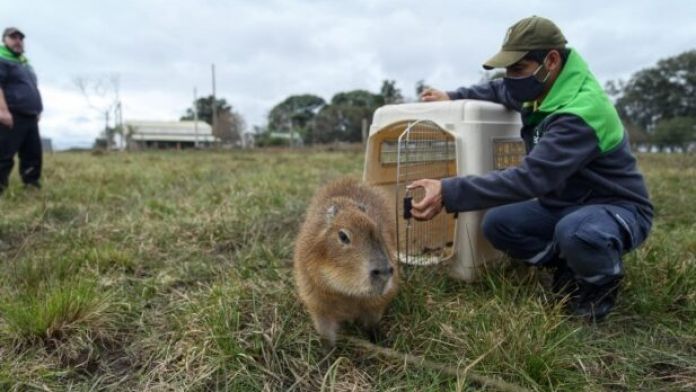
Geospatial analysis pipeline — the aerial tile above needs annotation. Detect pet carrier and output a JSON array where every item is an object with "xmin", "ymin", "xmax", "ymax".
[{"xmin": 363, "ymin": 100, "xmax": 524, "ymax": 281}]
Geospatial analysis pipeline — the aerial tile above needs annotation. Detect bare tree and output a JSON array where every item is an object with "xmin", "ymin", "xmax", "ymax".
[
  {"xmin": 181, "ymin": 95, "xmax": 246, "ymax": 146},
  {"xmin": 74, "ymin": 74, "xmax": 122, "ymax": 149},
  {"xmin": 216, "ymin": 108, "xmax": 246, "ymax": 146}
]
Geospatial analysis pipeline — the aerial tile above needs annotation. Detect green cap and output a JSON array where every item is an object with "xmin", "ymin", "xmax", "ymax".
[
  {"xmin": 2, "ymin": 27, "xmax": 25, "ymax": 39},
  {"xmin": 483, "ymin": 16, "xmax": 567, "ymax": 70}
]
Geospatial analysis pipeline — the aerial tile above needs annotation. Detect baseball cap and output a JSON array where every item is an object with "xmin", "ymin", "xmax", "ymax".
[
  {"xmin": 483, "ymin": 16, "xmax": 567, "ymax": 70},
  {"xmin": 3, "ymin": 27, "xmax": 25, "ymax": 39}
]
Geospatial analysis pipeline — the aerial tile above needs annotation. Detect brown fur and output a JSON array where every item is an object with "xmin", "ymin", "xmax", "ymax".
[{"xmin": 293, "ymin": 177, "xmax": 399, "ymax": 345}]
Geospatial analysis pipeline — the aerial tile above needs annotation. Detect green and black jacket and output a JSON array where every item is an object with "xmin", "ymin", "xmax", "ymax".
[
  {"xmin": 444, "ymin": 49, "xmax": 653, "ymax": 222},
  {"xmin": 0, "ymin": 45, "xmax": 43, "ymax": 115}
]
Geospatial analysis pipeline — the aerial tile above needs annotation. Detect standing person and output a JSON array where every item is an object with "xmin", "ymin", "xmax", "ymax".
[
  {"xmin": 0, "ymin": 27, "xmax": 43, "ymax": 194},
  {"xmin": 411, "ymin": 16, "xmax": 652, "ymax": 322}
]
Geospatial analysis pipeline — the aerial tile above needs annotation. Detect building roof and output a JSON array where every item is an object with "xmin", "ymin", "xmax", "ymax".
[{"xmin": 126, "ymin": 120, "xmax": 218, "ymax": 142}]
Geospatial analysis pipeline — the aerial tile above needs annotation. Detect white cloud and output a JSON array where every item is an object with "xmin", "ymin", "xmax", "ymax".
[
  {"xmin": 2, "ymin": 0, "xmax": 695, "ymax": 149},
  {"xmin": 38, "ymin": 87, "xmax": 103, "ymax": 149}
]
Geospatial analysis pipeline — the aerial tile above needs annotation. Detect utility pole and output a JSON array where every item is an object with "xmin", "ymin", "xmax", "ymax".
[
  {"xmin": 112, "ymin": 75, "xmax": 122, "ymax": 149},
  {"xmin": 115, "ymin": 101, "xmax": 124, "ymax": 149},
  {"xmin": 211, "ymin": 64, "xmax": 217, "ymax": 142},
  {"xmin": 104, "ymin": 110, "xmax": 111, "ymax": 149},
  {"xmin": 193, "ymin": 87, "xmax": 199, "ymax": 148}
]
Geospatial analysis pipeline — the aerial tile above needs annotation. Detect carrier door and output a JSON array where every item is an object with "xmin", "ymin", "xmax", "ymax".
[{"xmin": 395, "ymin": 120, "xmax": 457, "ymax": 265}]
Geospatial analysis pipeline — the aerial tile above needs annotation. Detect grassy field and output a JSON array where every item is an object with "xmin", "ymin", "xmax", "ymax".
[{"xmin": 0, "ymin": 149, "xmax": 694, "ymax": 391}]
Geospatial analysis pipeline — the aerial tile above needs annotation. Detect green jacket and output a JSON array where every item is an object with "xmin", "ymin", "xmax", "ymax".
[{"xmin": 444, "ymin": 49, "xmax": 652, "ymax": 223}]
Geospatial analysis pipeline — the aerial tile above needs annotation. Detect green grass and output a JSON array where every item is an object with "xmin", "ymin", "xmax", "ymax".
[{"xmin": 0, "ymin": 149, "xmax": 694, "ymax": 391}]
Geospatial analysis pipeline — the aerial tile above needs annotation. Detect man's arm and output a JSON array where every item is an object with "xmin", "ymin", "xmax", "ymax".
[
  {"xmin": 0, "ymin": 88, "xmax": 13, "ymax": 128},
  {"xmin": 440, "ymin": 115, "xmax": 599, "ymax": 212},
  {"xmin": 421, "ymin": 79, "xmax": 521, "ymax": 111},
  {"xmin": 410, "ymin": 115, "xmax": 601, "ymax": 218},
  {"xmin": 446, "ymin": 79, "xmax": 522, "ymax": 111}
]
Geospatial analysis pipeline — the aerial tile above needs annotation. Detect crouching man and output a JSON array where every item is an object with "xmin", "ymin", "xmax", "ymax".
[{"xmin": 411, "ymin": 16, "xmax": 652, "ymax": 322}]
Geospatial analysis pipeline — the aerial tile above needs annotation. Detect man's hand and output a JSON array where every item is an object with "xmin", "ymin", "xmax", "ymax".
[
  {"xmin": 0, "ymin": 110, "xmax": 13, "ymax": 128},
  {"xmin": 420, "ymin": 88, "xmax": 450, "ymax": 102},
  {"xmin": 407, "ymin": 179, "xmax": 444, "ymax": 221}
]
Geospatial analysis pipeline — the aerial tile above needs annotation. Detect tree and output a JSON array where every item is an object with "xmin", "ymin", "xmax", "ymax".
[
  {"xmin": 415, "ymin": 79, "xmax": 428, "ymax": 98},
  {"xmin": 75, "ymin": 74, "xmax": 122, "ymax": 149},
  {"xmin": 216, "ymin": 108, "xmax": 246, "ymax": 145},
  {"xmin": 267, "ymin": 94, "xmax": 326, "ymax": 144},
  {"xmin": 181, "ymin": 95, "xmax": 245, "ymax": 144},
  {"xmin": 623, "ymin": 117, "xmax": 651, "ymax": 149},
  {"xmin": 312, "ymin": 105, "xmax": 345, "ymax": 143},
  {"xmin": 314, "ymin": 90, "xmax": 383, "ymax": 143},
  {"xmin": 652, "ymin": 116, "xmax": 696, "ymax": 152},
  {"xmin": 608, "ymin": 50, "xmax": 696, "ymax": 132},
  {"xmin": 181, "ymin": 95, "xmax": 229, "ymax": 126},
  {"xmin": 330, "ymin": 89, "xmax": 383, "ymax": 108},
  {"xmin": 380, "ymin": 79, "xmax": 404, "ymax": 104}
]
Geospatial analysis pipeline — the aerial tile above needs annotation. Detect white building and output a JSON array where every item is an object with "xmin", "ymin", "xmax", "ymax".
[{"xmin": 125, "ymin": 120, "xmax": 219, "ymax": 149}]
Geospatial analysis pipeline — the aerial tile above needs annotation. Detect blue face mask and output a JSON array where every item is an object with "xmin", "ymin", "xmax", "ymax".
[{"xmin": 504, "ymin": 60, "xmax": 550, "ymax": 102}]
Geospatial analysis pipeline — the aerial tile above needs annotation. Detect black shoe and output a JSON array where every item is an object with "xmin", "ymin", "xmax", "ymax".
[
  {"xmin": 551, "ymin": 263, "xmax": 579, "ymax": 298},
  {"xmin": 567, "ymin": 278, "xmax": 621, "ymax": 322},
  {"xmin": 23, "ymin": 181, "xmax": 41, "ymax": 191},
  {"xmin": 541, "ymin": 257, "xmax": 578, "ymax": 299}
]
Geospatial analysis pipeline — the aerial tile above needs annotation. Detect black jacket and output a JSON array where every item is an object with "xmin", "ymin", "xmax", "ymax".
[{"xmin": 0, "ymin": 48, "xmax": 43, "ymax": 115}]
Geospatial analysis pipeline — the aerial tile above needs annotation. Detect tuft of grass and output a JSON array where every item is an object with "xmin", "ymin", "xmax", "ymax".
[{"xmin": 0, "ymin": 279, "xmax": 110, "ymax": 342}]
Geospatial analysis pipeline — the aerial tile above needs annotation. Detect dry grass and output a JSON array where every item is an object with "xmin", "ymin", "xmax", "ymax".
[{"xmin": 0, "ymin": 149, "xmax": 694, "ymax": 391}]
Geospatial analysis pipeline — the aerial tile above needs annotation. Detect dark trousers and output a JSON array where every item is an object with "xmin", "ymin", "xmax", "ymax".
[
  {"xmin": 481, "ymin": 200, "xmax": 651, "ymax": 285},
  {"xmin": 0, "ymin": 113, "xmax": 42, "ymax": 190}
]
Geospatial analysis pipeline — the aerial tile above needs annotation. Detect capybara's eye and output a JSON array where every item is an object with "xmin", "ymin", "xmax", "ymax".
[{"xmin": 338, "ymin": 229, "xmax": 351, "ymax": 245}]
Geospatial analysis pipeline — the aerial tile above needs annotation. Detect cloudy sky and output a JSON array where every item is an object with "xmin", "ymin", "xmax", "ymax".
[{"xmin": 2, "ymin": 0, "xmax": 695, "ymax": 149}]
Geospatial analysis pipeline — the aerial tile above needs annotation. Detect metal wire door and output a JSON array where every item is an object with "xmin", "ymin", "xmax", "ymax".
[{"xmin": 395, "ymin": 120, "xmax": 456, "ymax": 265}]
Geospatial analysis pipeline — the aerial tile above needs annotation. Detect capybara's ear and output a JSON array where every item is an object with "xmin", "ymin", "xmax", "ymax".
[{"xmin": 325, "ymin": 205, "xmax": 338, "ymax": 223}]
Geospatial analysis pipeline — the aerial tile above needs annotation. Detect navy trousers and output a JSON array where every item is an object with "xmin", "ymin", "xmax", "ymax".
[
  {"xmin": 481, "ymin": 200, "xmax": 651, "ymax": 285},
  {"xmin": 0, "ymin": 113, "xmax": 42, "ymax": 190}
]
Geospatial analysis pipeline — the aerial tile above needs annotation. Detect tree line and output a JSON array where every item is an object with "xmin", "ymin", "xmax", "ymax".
[
  {"xmin": 183, "ymin": 49, "xmax": 695, "ymax": 152},
  {"xmin": 607, "ymin": 49, "xmax": 696, "ymax": 152},
  {"xmin": 257, "ymin": 80, "xmax": 408, "ymax": 146}
]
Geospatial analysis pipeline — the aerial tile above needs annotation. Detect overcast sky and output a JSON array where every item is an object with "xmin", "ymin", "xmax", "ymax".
[{"xmin": 2, "ymin": 0, "xmax": 695, "ymax": 149}]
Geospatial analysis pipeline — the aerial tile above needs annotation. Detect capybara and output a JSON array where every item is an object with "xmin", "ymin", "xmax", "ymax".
[{"xmin": 293, "ymin": 177, "xmax": 399, "ymax": 346}]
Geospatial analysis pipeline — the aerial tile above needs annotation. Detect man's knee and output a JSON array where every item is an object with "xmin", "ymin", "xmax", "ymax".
[
  {"xmin": 481, "ymin": 206, "xmax": 533, "ymax": 257},
  {"xmin": 555, "ymin": 210, "xmax": 623, "ymax": 281}
]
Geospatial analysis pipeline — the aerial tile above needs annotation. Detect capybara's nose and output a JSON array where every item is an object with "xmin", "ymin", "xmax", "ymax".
[{"xmin": 370, "ymin": 266, "xmax": 394, "ymax": 279}]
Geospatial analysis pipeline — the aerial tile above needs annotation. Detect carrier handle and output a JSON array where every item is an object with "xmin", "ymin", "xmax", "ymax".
[{"xmin": 403, "ymin": 191, "xmax": 413, "ymax": 220}]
